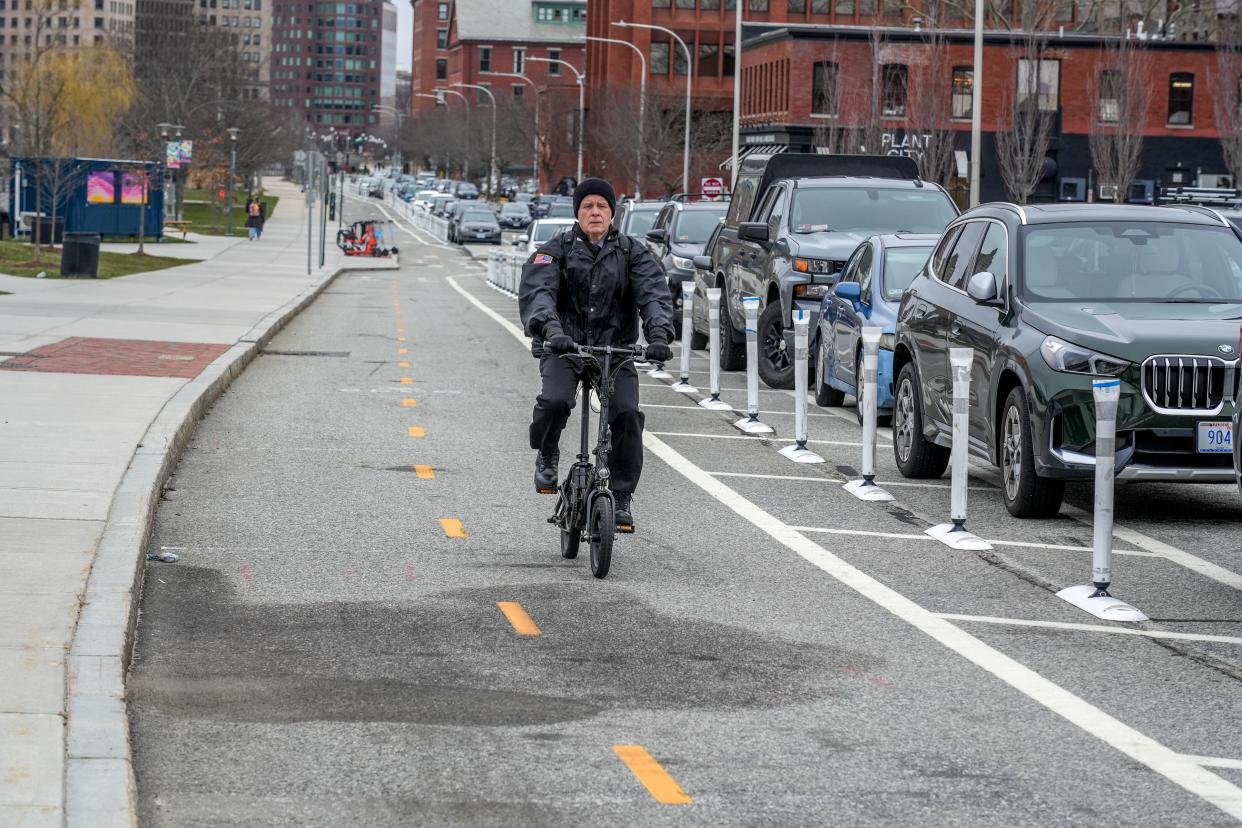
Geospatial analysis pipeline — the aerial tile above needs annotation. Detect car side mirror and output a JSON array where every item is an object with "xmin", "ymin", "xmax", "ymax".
[
  {"xmin": 692, "ymin": 255, "xmax": 712, "ymax": 270},
  {"xmin": 737, "ymin": 222, "xmax": 770, "ymax": 244},
  {"xmin": 514, "ymin": 235, "xmax": 529, "ymax": 245},
  {"xmin": 966, "ymin": 271, "xmax": 1001, "ymax": 304},
  {"xmin": 833, "ymin": 281, "xmax": 862, "ymax": 309},
  {"xmin": 645, "ymin": 228, "xmax": 667, "ymax": 243}
]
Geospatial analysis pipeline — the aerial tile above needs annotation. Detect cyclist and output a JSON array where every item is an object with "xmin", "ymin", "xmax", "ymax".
[{"xmin": 519, "ymin": 177, "xmax": 674, "ymax": 531}]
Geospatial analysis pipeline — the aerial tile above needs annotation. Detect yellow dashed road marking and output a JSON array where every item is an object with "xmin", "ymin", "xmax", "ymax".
[
  {"xmin": 496, "ymin": 601, "xmax": 541, "ymax": 635},
  {"xmin": 399, "ymin": 361, "xmax": 410, "ymax": 368},
  {"xmin": 408, "ymin": 426, "xmax": 426, "ymax": 437},
  {"xmin": 401, "ymin": 377, "xmax": 413, "ymax": 384},
  {"xmin": 613, "ymin": 746, "xmax": 692, "ymax": 805},
  {"xmin": 440, "ymin": 518, "xmax": 467, "ymax": 538},
  {"xmin": 398, "ymin": 348, "xmax": 408, "ymax": 354},
  {"xmin": 415, "ymin": 465, "xmax": 435, "ymax": 479},
  {"xmin": 403, "ymin": 398, "xmax": 416, "ymax": 407}
]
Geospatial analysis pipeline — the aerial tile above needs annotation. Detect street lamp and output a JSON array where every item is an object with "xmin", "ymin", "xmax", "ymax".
[
  {"xmin": 226, "ymin": 127, "xmax": 240, "ymax": 237},
  {"xmin": 483, "ymin": 70, "xmax": 540, "ymax": 192},
  {"xmin": 969, "ymin": 0, "xmax": 984, "ymax": 206},
  {"xmin": 435, "ymin": 88, "xmax": 473, "ymax": 180},
  {"xmin": 614, "ymin": 20, "xmax": 691, "ymax": 193},
  {"xmin": 586, "ymin": 36, "xmax": 646, "ymax": 198},
  {"xmin": 526, "ymin": 56, "xmax": 584, "ymax": 184},
  {"xmin": 451, "ymin": 82, "xmax": 497, "ymax": 194},
  {"xmin": 372, "ymin": 104, "xmax": 405, "ymax": 171}
]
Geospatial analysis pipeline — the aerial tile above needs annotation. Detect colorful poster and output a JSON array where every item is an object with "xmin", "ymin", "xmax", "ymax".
[
  {"xmin": 121, "ymin": 171, "xmax": 148, "ymax": 205},
  {"xmin": 178, "ymin": 140, "xmax": 193, "ymax": 164},
  {"xmin": 165, "ymin": 142, "xmax": 181, "ymax": 169},
  {"xmin": 86, "ymin": 171, "xmax": 115, "ymax": 204}
]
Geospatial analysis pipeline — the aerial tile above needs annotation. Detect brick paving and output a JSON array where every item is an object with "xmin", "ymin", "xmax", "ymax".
[{"xmin": 0, "ymin": 337, "xmax": 232, "ymax": 379}]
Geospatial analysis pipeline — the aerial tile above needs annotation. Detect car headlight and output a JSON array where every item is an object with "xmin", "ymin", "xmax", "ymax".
[
  {"xmin": 794, "ymin": 283, "xmax": 830, "ymax": 299},
  {"xmin": 794, "ymin": 258, "xmax": 835, "ymax": 274},
  {"xmin": 879, "ymin": 332, "xmax": 896, "ymax": 351},
  {"xmin": 671, "ymin": 255, "xmax": 694, "ymax": 271},
  {"xmin": 1039, "ymin": 336, "xmax": 1129, "ymax": 376}
]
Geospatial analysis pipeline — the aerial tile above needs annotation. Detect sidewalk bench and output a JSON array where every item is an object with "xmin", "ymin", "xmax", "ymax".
[{"xmin": 164, "ymin": 220, "xmax": 193, "ymax": 240}]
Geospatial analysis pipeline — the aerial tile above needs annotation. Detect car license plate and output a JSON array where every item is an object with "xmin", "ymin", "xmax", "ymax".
[
  {"xmin": 476, "ymin": 231, "xmax": 489, "ymax": 238},
  {"xmin": 1197, "ymin": 421, "xmax": 1232, "ymax": 454}
]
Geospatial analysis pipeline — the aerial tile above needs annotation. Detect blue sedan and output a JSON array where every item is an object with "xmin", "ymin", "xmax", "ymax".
[{"xmin": 813, "ymin": 234, "xmax": 938, "ymax": 423}]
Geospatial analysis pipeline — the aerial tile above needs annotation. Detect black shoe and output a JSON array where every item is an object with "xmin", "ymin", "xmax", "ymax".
[
  {"xmin": 614, "ymin": 491, "xmax": 634, "ymax": 533},
  {"xmin": 534, "ymin": 451, "xmax": 559, "ymax": 494}
]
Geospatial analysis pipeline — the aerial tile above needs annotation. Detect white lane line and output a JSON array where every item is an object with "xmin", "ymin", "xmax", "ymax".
[
  {"xmin": 447, "ymin": 275, "xmax": 531, "ymax": 344},
  {"xmin": 648, "ymin": 430, "xmax": 890, "ymax": 449},
  {"xmin": 642, "ymin": 402, "xmax": 837, "ymax": 418},
  {"xmin": 455, "ymin": 269, "xmax": 1242, "ymax": 823},
  {"xmin": 707, "ymin": 470, "xmax": 996, "ymax": 492},
  {"xmin": 1186, "ymin": 756, "xmax": 1242, "ymax": 771},
  {"xmin": 790, "ymin": 525, "xmax": 1151, "ymax": 556},
  {"xmin": 640, "ymin": 382, "xmax": 793, "ymax": 395},
  {"xmin": 937, "ymin": 613, "xmax": 1242, "ymax": 646}
]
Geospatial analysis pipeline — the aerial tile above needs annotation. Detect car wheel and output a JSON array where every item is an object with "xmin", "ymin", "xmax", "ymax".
[
  {"xmin": 756, "ymin": 301, "xmax": 794, "ymax": 389},
  {"xmin": 814, "ymin": 335, "xmax": 845, "ymax": 407},
  {"xmin": 1000, "ymin": 386, "xmax": 1065, "ymax": 518},
  {"xmin": 718, "ymin": 294, "xmax": 746, "ymax": 371},
  {"xmin": 893, "ymin": 361, "xmax": 950, "ymax": 478}
]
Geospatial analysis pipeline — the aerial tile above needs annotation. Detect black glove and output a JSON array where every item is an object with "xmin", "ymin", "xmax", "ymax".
[
  {"xmin": 547, "ymin": 334, "xmax": 577, "ymax": 355},
  {"xmin": 645, "ymin": 334, "xmax": 673, "ymax": 364}
]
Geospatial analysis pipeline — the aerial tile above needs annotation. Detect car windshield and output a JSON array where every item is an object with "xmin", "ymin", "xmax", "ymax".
[
  {"xmin": 532, "ymin": 222, "xmax": 570, "ymax": 242},
  {"xmin": 502, "ymin": 204, "xmax": 529, "ymax": 215},
  {"xmin": 789, "ymin": 189, "xmax": 957, "ymax": 235},
  {"xmin": 1022, "ymin": 221, "xmax": 1242, "ymax": 302},
  {"xmin": 883, "ymin": 247, "xmax": 933, "ymax": 301},
  {"xmin": 626, "ymin": 210, "xmax": 659, "ymax": 237},
  {"xmin": 673, "ymin": 210, "xmax": 727, "ymax": 244},
  {"xmin": 546, "ymin": 204, "xmax": 574, "ymax": 218},
  {"xmin": 463, "ymin": 211, "xmax": 494, "ymax": 223}
]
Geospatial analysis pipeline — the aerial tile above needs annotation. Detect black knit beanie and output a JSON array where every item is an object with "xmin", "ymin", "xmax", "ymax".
[{"xmin": 572, "ymin": 177, "xmax": 617, "ymax": 216}]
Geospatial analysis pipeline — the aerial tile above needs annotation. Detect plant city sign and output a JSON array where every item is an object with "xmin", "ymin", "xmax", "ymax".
[{"xmin": 879, "ymin": 132, "xmax": 933, "ymax": 159}]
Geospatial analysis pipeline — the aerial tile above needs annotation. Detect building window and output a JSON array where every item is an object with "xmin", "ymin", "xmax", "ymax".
[
  {"xmin": 787, "ymin": 0, "xmax": 805, "ymax": 10},
  {"xmin": 698, "ymin": 43, "xmax": 718, "ymax": 76},
  {"xmin": 951, "ymin": 65, "xmax": 972, "ymax": 120},
  {"xmin": 1017, "ymin": 58, "xmax": 1060, "ymax": 111},
  {"xmin": 479, "ymin": 46, "xmax": 490, "ymax": 72},
  {"xmin": 749, "ymin": 0, "xmax": 767, "ymax": 7},
  {"xmin": 513, "ymin": 47, "xmax": 524, "ymax": 73},
  {"xmin": 811, "ymin": 60, "xmax": 837, "ymax": 116},
  {"xmin": 436, "ymin": 28, "xmax": 446, "ymax": 48},
  {"xmin": 1168, "ymin": 72, "xmax": 1194, "ymax": 125},
  {"xmin": 436, "ymin": 1, "xmax": 446, "ymax": 20},
  {"xmin": 435, "ymin": 58, "xmax": 446, "ymax": 79},
  {"xmin": 651, "ymin": 41, "xmax": 668, "ymax": 74},
  {"xmin": 881, "ymin": 63, "xmax": 907, "ymax": 117},
  {"xmin": 513, "ymin": 84, "xmax": 523, "ymax": 99},
  {"xmin": 1097, "ymin": 69, "xmax": 1120, "ymax": 123},
  {"xmin": 701, "ymin": 0, "xmax": 718, "ymax": 8},
  {"xmin": 653, "ymin": 0, "xmax": 669, "ymax": 7},
  {"xmin": 673, "ymin": 39, "xmax": 688, "ymax": 75},
  {"xmin": 676, "ymin": 0, "xmax": 693, "ymax": 7},
  {"xmin": 548, "ymin": 48, "xmax": 559, "ymax": 74}
]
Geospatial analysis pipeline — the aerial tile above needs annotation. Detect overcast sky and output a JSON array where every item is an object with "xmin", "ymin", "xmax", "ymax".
[{"xmin": 397, "ymin": 0, "xmax": 411, "ymax": 71}]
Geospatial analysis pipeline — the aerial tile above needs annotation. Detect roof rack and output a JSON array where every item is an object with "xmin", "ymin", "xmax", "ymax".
[
  {"xmin": 670, "ymin": 192, "xmax": 731, "ymax": 203},
  {"xmin": 1158, "ymin": 186, "xmax": 1242, "ymax": 208},
  {"xmin": 991, "ymin": 202, "xmax": 1028, "ymax": 225},
  {"xmin": 1169, "ymin": 203, "xmax": 1232, "ymax": 227}
]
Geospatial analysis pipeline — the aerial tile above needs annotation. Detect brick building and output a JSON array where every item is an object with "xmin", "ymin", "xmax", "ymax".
[{"xmin": 736, "ymin": 23, "xmax": 1231, "ymax": 202}]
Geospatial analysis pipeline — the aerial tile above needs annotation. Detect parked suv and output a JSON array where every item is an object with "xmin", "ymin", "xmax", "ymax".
[
  {"xmin": 613, "ymin": 199, "xmax": 666, "ymax": 246},
  {"xmin": 893, "ymin": 202, "xmax": 1242, "ymax": 518},
  {"xmin": 693, "ymin": 153, "xmax": 958, "ymax": 388},
  {"xmin": 644, "ymin": 196, "xmax": 729, "ymax": 333}
]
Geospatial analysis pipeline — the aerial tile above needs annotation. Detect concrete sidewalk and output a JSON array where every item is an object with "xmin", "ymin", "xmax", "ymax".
[{"xmin": 0, "ymin": 178, "xmax": 395, "ymax": 827}]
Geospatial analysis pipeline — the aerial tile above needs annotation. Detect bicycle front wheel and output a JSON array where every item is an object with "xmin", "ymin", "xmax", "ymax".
[{"xmin": 589, "ymin": 495, "xmax": 614, "ymax": 579}]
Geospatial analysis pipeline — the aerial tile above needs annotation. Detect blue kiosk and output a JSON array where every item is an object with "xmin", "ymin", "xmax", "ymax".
[{"xmin": 8, "ymin": 157, "xmax": 166, "ymax": 240}]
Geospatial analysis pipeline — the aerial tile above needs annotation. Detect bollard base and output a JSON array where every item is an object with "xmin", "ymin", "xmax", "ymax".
[
  {"xmin": 778, "ymin": 444, "xmax": 825, "ymax": 464},
  {"xmin": 733, "ymin": 417, "xmax": 775, "ymax": 435},
  {"xmin": 670, "ymin": 381, "xmax": 699, "ymax": 394},
  {"xmin": 843, "ymin": 479, "xmax": 895, "ymax": 502},
  {"xmin": 647, "ymin": 367, "xmax": 673, "ymax": 380},
  {"xmin": 1056, "ymin": 584, "xmax": 1148, "ymax": 622},
  {"xmin": 925, "ymin": 522, "xmax": 992, "ymax": 550},
  {"xmin": 699, "ymin": 396, "xmax": 733, "ymax": 411}
]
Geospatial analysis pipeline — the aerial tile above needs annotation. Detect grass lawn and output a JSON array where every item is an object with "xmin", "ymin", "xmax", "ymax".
[
  {"xmin": 180, "ymin": 194, "xmax": 281, "ymax": 236},
  {"xmin": 0, "ymin": 240, "xmax": 194, "ymax": 279}
]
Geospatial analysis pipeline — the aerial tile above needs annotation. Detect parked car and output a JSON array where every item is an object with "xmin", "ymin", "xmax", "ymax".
[
  {"xmin": 454, "ymin": 181, "xmax": 480, "ymax": 200},
  {"xmin": 529, "ymin": 194, "xmax": 554, "ymax": 219},
  {"xmin": 516, "ymin": 218, "xmax": 576, "ymax": 256},
  {"xmin": 894, "ymin": 202, "xmax": 1242, "ymax": 518},
  {"xmin": 498, "ymin": 201, "xmax": 533, "ymax": 229},
  {"xmin": 693, "ymin": 153, "xmax": 958, "ymax": 388},
  {"xmin": 447, "ymin": 200, "xmax": 477, "ymax": 242},
  {"xmin": 813, "ymin": 233, "xmax": 938, "ymax": 423},
  {"xmin": 455, "ymin": 207, "xmax": 502, "ymax": 244},
  {"xmin": 430, "ymin": 195, "xmax": 454, "ymax": 217},
  {"xmin": 413, "ymin": 190, "xmax": 441, "ymax": 210},
  {"xmin": 613, "ymin": 199, "xmax": 665, "ymax": 245},
  {"xmin": 545, "ymin": 197, "xmax": 574, "ymax": 218},
  {"xmin": 644, "ymin": 198, "xmax": 728, "ymax": 335}
]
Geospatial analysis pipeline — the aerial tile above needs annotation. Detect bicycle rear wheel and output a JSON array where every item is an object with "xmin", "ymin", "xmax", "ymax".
[
  {"xmin": 560, "ymin": 525, "xmax": 580, "ymax": 559},
  {"xmin": 589, "ymin": 495, "xmax": 614, "ymax": 579}
]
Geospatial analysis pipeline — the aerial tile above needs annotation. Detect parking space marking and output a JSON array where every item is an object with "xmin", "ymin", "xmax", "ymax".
[
  {"xmin": 643, "ymin": 402, "xmax": 837, "ymax": 418},
  {"xmin": 403, "ymin": 398, "xmax": 416, "ymax": 407},
  {"xmin": 648, "ymin": 430, "xmax": 889, "ymax": 449},
  {"xmin": 414, "ymin": 465, "xmax": 435, "ymax": 479},
  {"xmin": 612, "ymin": 745, "xmax": 692, "ymax": 805},
  {"xmin": 496, "ymin": 601, "xmax": 541, "ymax": 635},
  {"xmin": 793, "ymin": 524, "xmax": 1150, "ymax": 556},
  {"xmin": 440, "ymin": 518, "xmax": 467, "ymax": 538},
  {"xmin": 1186, "ymin": 756, "xmax": 1242, "ymax": 771},
  {"xmin": 708, "ymin": 470, "xmax": 992, "ymax": 492},
  {"xmin": 408, "ymin": 426, "xmax": 426, "ymax": 437},
  {"xmin": 937, "ymin": 613, "xmax": 1242, "ymax": 646}
]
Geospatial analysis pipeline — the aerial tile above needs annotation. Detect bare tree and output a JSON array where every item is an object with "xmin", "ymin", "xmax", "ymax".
[
  {"xmin": 1088, "ymin": 37, "xmax": 1152, "ymax": 202},
  {"xmin": 1215, "ymin": 14, "xmax": 1242, "ymax": 187},
  {"xmin": 907, "ymin": 25, "xmax": 958, "ymax": 186},
  {"xmin": 995, "ymin": 6, "xmax": 1059, "ymax": 202}
]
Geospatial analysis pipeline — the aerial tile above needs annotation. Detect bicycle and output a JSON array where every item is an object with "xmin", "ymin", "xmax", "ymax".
[{"xmin": 542, "ymin": 341, "xmax": 650, "ymax": 579}]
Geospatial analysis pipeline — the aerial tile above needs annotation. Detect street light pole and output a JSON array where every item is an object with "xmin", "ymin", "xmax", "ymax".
[
  {"xmin": 526, "ymin": 56, "xmax": 584, "ymax": 184},
  {"xmin": 731, "ymin": 1, "xmax": 741, "ymax": 189},
  {"xmin": 969, "ymin": 0, "xmax": 984, "ymax": 207},
  {"xmin": 452, "ymin": 82, "xmax": 497, "ymax": 195},
  {"xmin": 586, "ymin": 36, "xmax": 646, "ymax": 197},
  {"xmin": 614, "ymin": 20, "xmax": 691, "ymax": 193},
  {"xmin": 372, "ymin": 104, "xmax": 405, "ymax": 170},
  {"xmin": 226, "ymin": 127, "xmax": 240, "ymax": 237},
  {"xmin": 483, "ymin": 70, "xmax": 541, "ymax": 193}
]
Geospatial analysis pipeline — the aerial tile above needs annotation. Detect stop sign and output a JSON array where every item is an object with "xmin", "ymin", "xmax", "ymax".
[{"xmin": 701, "ymin": 176, "xmax": 725, "ymax": 199}]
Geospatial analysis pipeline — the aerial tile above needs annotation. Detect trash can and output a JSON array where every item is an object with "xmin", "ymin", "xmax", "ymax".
[
  {"xmin": 60, "ymin": 232, "xmax": 101, "ymax": 278},
  {"xmin": 32, "ymin": 217, "xmax": 64, "ymax": 246}
]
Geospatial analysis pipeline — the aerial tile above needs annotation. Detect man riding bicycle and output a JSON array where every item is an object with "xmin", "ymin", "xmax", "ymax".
[{"xmin": 519, "ymin": 178, "xmax": 674, "ymax": 531}]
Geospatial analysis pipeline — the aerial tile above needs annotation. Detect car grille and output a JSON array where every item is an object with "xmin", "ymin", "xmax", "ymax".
[{"xmin": 1141, "ymin": 355, "xmax": 1229, "ymax": 413}]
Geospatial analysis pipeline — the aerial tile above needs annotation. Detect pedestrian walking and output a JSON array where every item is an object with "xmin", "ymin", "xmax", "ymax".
[
  {"xmin": 257, "ymin": 200, "xmax": 267, "ymax": 239},
  {"xmin": 246, "ymin": 197, "xmax": 262, "ymax": 241}
]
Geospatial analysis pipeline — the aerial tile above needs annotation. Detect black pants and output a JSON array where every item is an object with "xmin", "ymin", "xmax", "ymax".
[{"xmin": 530, "ymin": 354, "xmax": 644, "ymax": 493}]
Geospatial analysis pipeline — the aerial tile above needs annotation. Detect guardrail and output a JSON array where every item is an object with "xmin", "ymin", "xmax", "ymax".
[{"xmin": 486, "ymin": 250, "xmax": 524, "ymax": 296}]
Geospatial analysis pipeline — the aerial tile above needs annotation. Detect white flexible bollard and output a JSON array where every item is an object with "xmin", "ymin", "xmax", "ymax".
[
  {"xmin": 926, "ymin": 348, "xmax": 991, "ymax": 549},
  {"xmin": 700, "ymin": 289, "xmax": 732, "ymax": 410},
  {"xmin": 672, "ymin": 283, "xmax": 698, "ymax": 393},
  {"xmin": 734, "ymin": 297, "xmax": 773, "ymax": 434},
  {"xmin": 1057, "ymin": 378, "xmax": 1147, "ymax": 621},
  {"xmin": 777, "ymin": 309, "xmax": 825, "ymax": 463},
  {"xmin": 844, "ymin": 327, "xmax": 894, "ymax": 501}
]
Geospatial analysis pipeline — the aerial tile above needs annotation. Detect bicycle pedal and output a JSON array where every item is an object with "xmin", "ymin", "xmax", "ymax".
[
  {"xmin": 616, "ymin": 523, "xmax": 634, "ymax": 534},
  {"xmin": 536, "ymin": 487, "xmax": 557, "ymax": 495}
]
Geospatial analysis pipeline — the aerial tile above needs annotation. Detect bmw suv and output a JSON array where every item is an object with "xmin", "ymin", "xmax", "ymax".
[{"xmin": 893, "ymin": 202, "xmax": 1242, "ymax": 518}]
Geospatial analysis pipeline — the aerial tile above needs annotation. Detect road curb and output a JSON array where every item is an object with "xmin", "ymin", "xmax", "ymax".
[{"xmin": 62, "ymin": 257, "xmax": 397, "ymax": 827}]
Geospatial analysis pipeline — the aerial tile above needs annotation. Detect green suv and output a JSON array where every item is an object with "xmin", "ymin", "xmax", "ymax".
[{"xmin": 893, "ymin": 203, "xmax": 1241, "ymax": 517}]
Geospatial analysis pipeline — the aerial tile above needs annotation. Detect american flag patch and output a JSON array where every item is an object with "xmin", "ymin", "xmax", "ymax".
[{"xmin": 533, "ymin": 253, "xmax": 555, "ymax": 264}]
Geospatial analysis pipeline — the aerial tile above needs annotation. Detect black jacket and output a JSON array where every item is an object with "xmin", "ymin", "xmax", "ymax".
[{"xmin": 519, "ymin": 224, "xmax": 674, "ymax": 347}]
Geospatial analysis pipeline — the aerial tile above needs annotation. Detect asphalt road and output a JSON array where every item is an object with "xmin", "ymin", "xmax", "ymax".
[{"xmin": 128, "ymin": 196, "xmax": 1242, "ymax": 826}]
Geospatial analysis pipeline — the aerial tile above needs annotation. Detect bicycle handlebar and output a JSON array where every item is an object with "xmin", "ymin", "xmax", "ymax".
[{"xmin": 537, "ymin": 341, "xmax": 650, "ymax": 360}]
